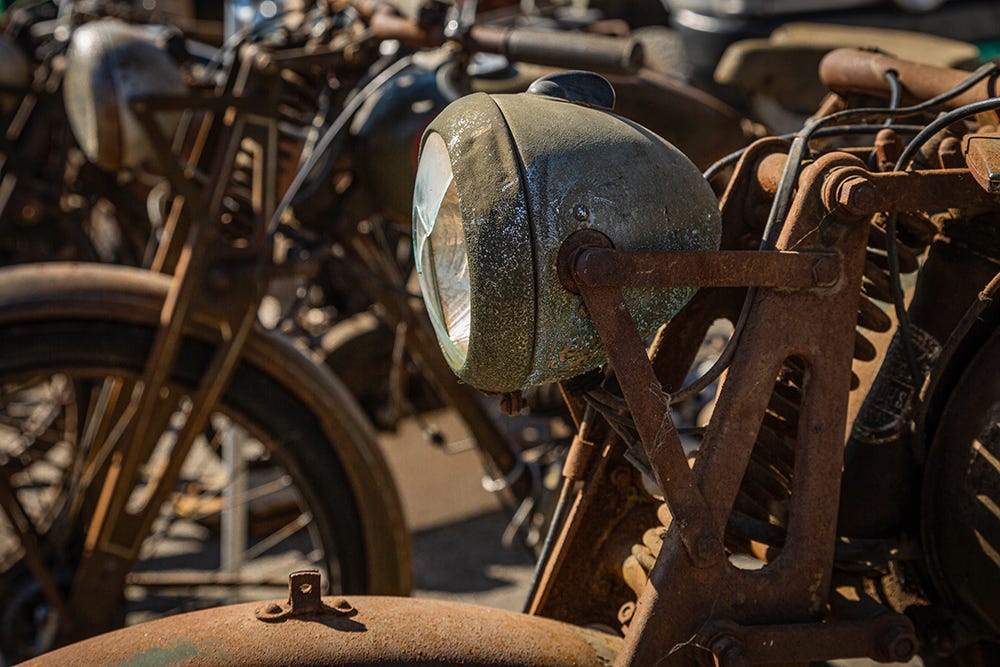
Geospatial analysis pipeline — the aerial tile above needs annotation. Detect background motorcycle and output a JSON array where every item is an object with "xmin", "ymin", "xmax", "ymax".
[
  {"xmin": 0, "ymin": 0, "xmax": 749, "ymax": 661},
  {"xmin": 26, "ymin": 44, "xmax": 1000, "ymax": 665}
]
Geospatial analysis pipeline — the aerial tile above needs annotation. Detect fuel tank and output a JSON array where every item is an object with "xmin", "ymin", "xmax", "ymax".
[{"xmin": 24, "ymin": 594, "xmax": 620, "ymax": 666}]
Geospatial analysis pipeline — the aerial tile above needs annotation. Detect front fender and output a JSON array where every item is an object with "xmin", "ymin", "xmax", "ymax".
[
  {"xmin": 24, "ymin": 596, "xmax": 620, "ymax": 666},
  {"xmin": 0, "ymin": 262, "xmax": 411, "ymax": 594}
]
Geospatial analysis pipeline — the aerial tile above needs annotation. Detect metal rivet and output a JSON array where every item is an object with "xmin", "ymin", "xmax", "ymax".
[
  {"xmin": 265, "ymin": 603, "xmax": 282, "ymax": 614},
  {"xmin": 573, "ymin": 204, "xmax": 589, "ymax": 221}
]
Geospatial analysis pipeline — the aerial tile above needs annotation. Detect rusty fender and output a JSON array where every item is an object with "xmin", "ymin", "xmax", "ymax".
[
  {"xmin": 0, "ymin": 262, "xmax": 412, "ymax": 595},
  {"xmin": 24, "ymin": 596, "xmax": 622, "ymax": 666}
]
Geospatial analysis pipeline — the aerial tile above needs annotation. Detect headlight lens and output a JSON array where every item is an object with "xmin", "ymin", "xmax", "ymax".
[{"xmin": 413, "ymin": 133, "xmax": 471, "ymax": 368}]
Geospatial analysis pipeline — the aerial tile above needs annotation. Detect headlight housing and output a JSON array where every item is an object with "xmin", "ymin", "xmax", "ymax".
[
  {"xmin": 64, "ymin": 20, "xmax": 187, "ymax": 171},
  {"xmin": 413, "ymin": 74, "xmax": 722, "ymax": 393}
]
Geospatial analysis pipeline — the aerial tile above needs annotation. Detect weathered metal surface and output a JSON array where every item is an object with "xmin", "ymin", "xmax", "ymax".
[
  {"xmin": 819, "ymin": 48, "xmax": 992, "ymax": 110},
  {"xmin": 23, "ymin": 596, "xmax": 621, "ymax": 667},
  {"xmin": 578, "ymin": 281, "xmax": 725, "ymax": 569},
  {"xmin": 63, "ymin": 20, "xmax": 187, "ymax": 170},
  {"xmin": 822, "ymin": 167, "xmax": 999, "ymax": 217},
  {"xmin": 423, "ymin": 90, "xmax": 721, "ymax": 392},
  {"xmin": 698, "ymin": 614, "xmax": 917, "ymax": 665},
  {"xmin": 963, "ymin": 133, "xmax": 1000, "ymax": 194},
  {"xmin": 610, "ymin": 153, "xmax": 874, "ymax": 665},
  {"xmin": 366, "ymin": 3, "xmax": 641, "ymax": 74},
  {"xmin": 572, "ymin": 248, "xmax": 841, "ymax": 290},
  {"xmin": 255, "ymin": 570, "xmax": 358, "ymax": 622}
]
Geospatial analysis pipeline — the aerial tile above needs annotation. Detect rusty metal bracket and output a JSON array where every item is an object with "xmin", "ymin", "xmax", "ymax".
[
  {"xmin": 698, "ymin": 614, "xmax": 918, "ymax": 665},
  {"xmin": 576, "ymin": 281, "xmax": 724, "ymax": 569},
  {"xmin": 568, "ymin": 247, "xmax": 841, "ymax": 291},
  {"xmin": 963, "ymin": 132, "xmax": 1000, "ymax": 194},
  {"xmin": 822, "ymin": 166, "xmax": 1000, "ymax": 218},
  {"xmin": 255, "ymin": 570, "xmax": 357, "ymax": 623}
]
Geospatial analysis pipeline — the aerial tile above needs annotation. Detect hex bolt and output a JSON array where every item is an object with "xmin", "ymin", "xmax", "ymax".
[
  {"xmin": 835, "ymin": 176, "xmax": 880, "ymax": 217},
  {"xmin": 937, "ymin": 136, "xmax": 963, "ymax": 169},
  {"xmin": 812, "ymin": 256, "xmax": 840, "ymax": 287},
  {"xmin": 874, "ymin": 128, "xmax": 902, "ymax": 167}
]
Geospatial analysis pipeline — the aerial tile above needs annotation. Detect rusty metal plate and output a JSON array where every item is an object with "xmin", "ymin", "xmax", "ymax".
[{"xmin": 24, "ymin": 595, "xmax": 621, "ymax": 667}]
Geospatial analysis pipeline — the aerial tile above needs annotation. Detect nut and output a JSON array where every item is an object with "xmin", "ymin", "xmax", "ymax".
[{"xmin": 835, "ymin": 175, "xmax": 879, "ymax": 217}]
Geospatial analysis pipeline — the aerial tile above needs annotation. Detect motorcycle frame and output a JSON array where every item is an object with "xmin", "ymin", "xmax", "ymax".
[
  {"xmin": 529, "ymin": 130, "xmax": 1000, "ymax": 663},
  {"xmin": 24, "ymin": 46, "xmax": 1000, "ymax": 665}
]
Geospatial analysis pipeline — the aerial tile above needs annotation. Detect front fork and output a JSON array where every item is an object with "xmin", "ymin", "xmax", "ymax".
[{"xmin": 58, "ymin": 77, "xmax": 280, "ymax": 642}]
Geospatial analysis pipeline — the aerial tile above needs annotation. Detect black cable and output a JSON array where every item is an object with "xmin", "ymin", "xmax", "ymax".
[
  {"xmin": 884, "ymin": 95, "xmax": 1000, "ymax": 384},
  {"xmin": 265, "ymin": 55, "xmax": 412, "ymax": 237},
  {"xmin": 703, "ymin": 124, "xmax": 924, "ymax": 182},
  {"xmin": 763, "ymin": 60, "xmax": 1000, "ymax": 250},
  {"xmin": 883, "ymin": 69, "xmax": 901, "ymax": 126}
]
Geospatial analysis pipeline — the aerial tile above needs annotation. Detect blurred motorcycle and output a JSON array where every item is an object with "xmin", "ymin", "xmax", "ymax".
[
  {"xmin": 0, "ymin": 0, "xmax": 750, "ymax": 661},
  {"xmin": 29, "ymin": 40, "xmax": 1000, "ymax": 666}
]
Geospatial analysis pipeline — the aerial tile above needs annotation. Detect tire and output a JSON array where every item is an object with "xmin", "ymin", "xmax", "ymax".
[
  {"xmin": 0, "ymin": 315, "xmax": 381, "ymax": 662},
  {"xmin": 921, "ymin": 326, "xmax": 1000, "ymax": 662}
]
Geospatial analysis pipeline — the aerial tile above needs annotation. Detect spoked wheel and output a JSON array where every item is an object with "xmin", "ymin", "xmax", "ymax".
[{"xmin": 0, "ymin": 317, "xmax": 377, "ymax": 663}]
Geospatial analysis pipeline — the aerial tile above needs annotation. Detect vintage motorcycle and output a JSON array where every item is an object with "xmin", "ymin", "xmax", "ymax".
[
  {"xmin": 0, "ymin": 0, "xmax": 755, "ymax": 662},
  {"xmin": 26, "ymin": 42, "xmax": 1000, "ymax": 665}
]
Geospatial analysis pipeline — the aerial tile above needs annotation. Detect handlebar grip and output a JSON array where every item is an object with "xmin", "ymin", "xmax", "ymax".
[
  {"xmin": 819, "ymin": 48, "xmax": 989, "ymax": 111},
  {"xmin": 470, "ymin": 25, "xmax": 643, "ymax": 74}
]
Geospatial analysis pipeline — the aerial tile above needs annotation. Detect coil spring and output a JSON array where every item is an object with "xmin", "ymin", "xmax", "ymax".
[
  {"xmin": 221, "ymin": 67, "xmax": 329, "ymax": 241},
  {"xmin": 615, "ymin": 213, "xmax": 935, "ymax": 630}
]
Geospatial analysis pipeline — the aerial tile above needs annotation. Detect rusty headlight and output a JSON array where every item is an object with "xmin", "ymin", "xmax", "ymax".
[{"xmin": 413, "ymin": 73, "xmax": 722, "ymax": 394}]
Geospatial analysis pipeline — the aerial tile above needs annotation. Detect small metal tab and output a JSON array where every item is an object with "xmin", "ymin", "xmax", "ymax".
[
  {"xmin": 254, "ymin": 569, "xmax": 357, "ymax": 622},
  {"xmin": 963, "ymin": 133, "xmax": 1000, "ymax": 194}
]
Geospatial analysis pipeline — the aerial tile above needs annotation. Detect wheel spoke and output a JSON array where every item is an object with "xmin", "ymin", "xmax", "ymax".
[
  {"xmin": 242, "ymin": 511, "xmax": 313, "ymax": 562},
  {"xmin": 0, "ymin": 468, "xmax": 64, "ymax": 613},
  {"xmin": 221, "ymin": 423, "xmax": 248, "ymax": 574}
]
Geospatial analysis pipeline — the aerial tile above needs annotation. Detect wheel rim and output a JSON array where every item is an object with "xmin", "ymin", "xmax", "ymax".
[{"xmin": 0, "ymin": 367, "xmax": 341, "ymax": 662}]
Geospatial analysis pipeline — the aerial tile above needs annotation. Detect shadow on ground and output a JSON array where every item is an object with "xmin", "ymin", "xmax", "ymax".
[{"xmin": 411, "ymin": 509, "xmax": 535, "ymax": 609}]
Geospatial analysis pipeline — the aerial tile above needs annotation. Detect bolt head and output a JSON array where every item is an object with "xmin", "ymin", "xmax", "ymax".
[
  {"xmin": 836, "ymin": 176, "xmax": 879, "ymax": 216},
  {"xmin": 882, "ymin": 625, "xmax": 918, "ymax": 663}
]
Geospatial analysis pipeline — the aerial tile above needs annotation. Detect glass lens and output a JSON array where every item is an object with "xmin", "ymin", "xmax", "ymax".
[{"xmin": 413, "ymin": 133, "xmax": 471, "ymax": 369}]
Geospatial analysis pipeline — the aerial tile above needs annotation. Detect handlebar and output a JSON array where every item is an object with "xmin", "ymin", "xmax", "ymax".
[
  {"xmin": 468, "ymin": 25, "xmax": 642, "ymax": 74},
  {"xmin": 364, "ymin": 1, "xmax": 642, "ymax": 74},
  {"xmin": 819, "ymin": 48, "xmax": 991, "ymax": 111}
]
